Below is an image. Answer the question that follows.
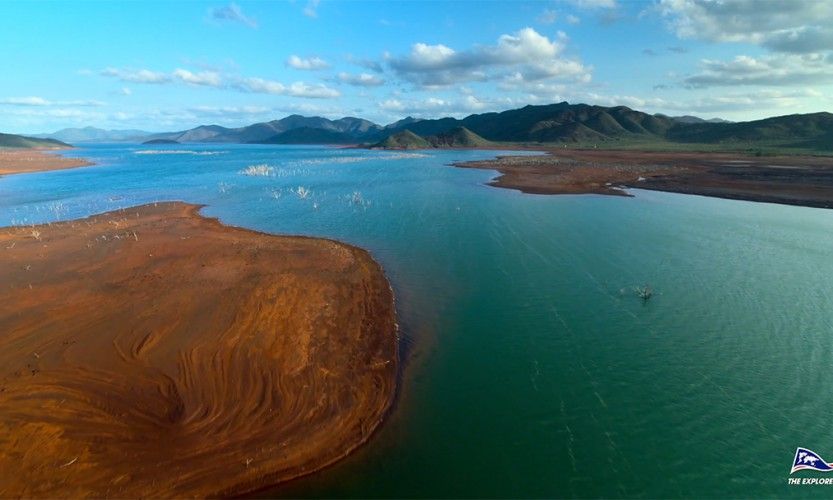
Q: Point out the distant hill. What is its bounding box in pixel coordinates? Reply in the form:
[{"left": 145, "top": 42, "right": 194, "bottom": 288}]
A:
[
  {"left": 378, "top": 103, "right": 832, "bottom": 150},
  {"left": 0, "top": 133, "right": 72, "bottom": 149},
  {"left": 62, "top": 101, "right": 833, "bottom": 152},
  {"left": 384, "top": 116, "right": 423, "bottom": 130},
  {"left": 371, "top": 130, "right": 430, "bottom": 149},
  {"left": 371, "top": 127, "right": 493, "bottom": 150},
  {"left": 666, "top": 115, "right": 732, "bottom": 124},
  {"left": 384, "top": 102, "right": 677, "bottom": 142},
  {"left": 666, "top": 112, "right": 833, "bottom": 148},
  {"left": 142, "top": 139, "right": 179, "bottom": 145},
  {"left": 35, "top": 126, "right": 151, "bottom": 143},
  {"left": 144, "top": 115, "right": 384, "bottom": 144},
  {"left": 426, "top": 127, "right": 492, "bottom": 147},
  {"left": 253, "top": 127, "right": 356, "bottom": 144}
]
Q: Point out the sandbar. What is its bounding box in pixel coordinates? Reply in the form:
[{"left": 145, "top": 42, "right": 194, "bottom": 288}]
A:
[
  {"left": 0, "top": 202, "right": 397, "bottom": 497},
  {"left": 0, "top": 149, "right": 92, "bottom": 177},
  {"left": 456, "top": 149, "right": 833, "bottom": 208}
]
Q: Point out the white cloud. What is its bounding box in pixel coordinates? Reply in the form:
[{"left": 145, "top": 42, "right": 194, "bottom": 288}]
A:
[
  {"left": 566, "top": 14, "right": 581, "bottom": 25},
  {"left": 234, "top": 78, "right": 340, "bottom": 98},
  {"left": 303, "top": 0, "right": 320, "bottom": 18},
  {"left": 209, "top": 3, "right": 258, "bottom": 28},
  {"left": 98, "top": 67, "right": 340, "bottom": 99},
  {"left": 684, "top": 53, "right": 833, "bottom": 87},
  {"left": 285, "top": 55, "right": 330, "bottom": 70},
  {"left": 0, "top": 96, "right": 105, "bottom": 107},
  {"left": 0, "top": 96, "right": 50, "bottom": 106},
  {"left": 118, "top": 87, "right": 132, "bottom": 96},
  {"left": 388, "top": 27, "right": 591, "bottom": 87},
  {"left": 378, "top": 94, "right": 521, "bottom": 118},
  {"left": 172, "top": 69, "right": 223, "bottom": 87},
  {"left": 187, "top": 105, "right": 272, "bottom": 118},
  {"left": 101, "top": 68, "right": 171, "bottom": 84},
  {"left": 659, "top": 0, "right": 833, "bottom": 53},
  {"left": 337, "top": 72, "right": 385, "bottom": 86},
  {"left": 567, "top": 0, "right": 617, "bottom": 9}
]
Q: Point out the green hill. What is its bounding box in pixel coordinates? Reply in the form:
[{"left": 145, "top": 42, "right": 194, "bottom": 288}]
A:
[
  {"left": 377, "top": 103, "right": 833, "bottom": 152},
  {"left": 666, "top": 112, "right": 833, "bottom": 150},
  {"left": 426, "top": 127, "right": 492, "bottom": 147},
  {"left": 372, "top": 130, "right": 431, "bottom": 149},
  {"left": 253, "top": 127, "right": 356, "bottom": 144},
  {"left": 0, "top": 133, "right": 72, "bottom": 149}
]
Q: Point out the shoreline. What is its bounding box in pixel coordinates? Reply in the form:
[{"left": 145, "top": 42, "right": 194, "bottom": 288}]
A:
[
  {"left": 0, "top": 202, "right": 398, "bottom": 497},
  {"left": 0, "top": 148, "right": 92, "bottom": 177},
  {"left": 454, "top": 148, "right": 833, "bottom": 209}
]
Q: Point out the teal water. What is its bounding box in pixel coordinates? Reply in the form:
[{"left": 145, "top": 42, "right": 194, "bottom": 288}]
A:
[{"left": 2, "top": 145, "right": 833, "bottom": 498}]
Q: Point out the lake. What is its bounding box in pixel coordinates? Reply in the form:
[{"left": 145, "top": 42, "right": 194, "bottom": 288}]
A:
[{"left": 2, "top": 144, "right": 832, "bottom": 498}]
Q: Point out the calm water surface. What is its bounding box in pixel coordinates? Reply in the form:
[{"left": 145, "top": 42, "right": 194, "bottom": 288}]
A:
[{"left": 2, "top": 144, "right": 832, "bottom": 498}]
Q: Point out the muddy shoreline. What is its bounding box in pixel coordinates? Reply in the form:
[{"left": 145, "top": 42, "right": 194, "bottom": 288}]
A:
[
  {"left": 0, "top": 149, "right": 92, "bottom": 177},
  {"left": 0, "top": 202, "right": 398, "bottom": 497},
  {"left": 455, "top": 149, "right": 833, "bottom": 209}
]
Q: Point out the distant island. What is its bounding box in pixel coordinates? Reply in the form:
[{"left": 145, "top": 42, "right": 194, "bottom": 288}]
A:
[{"left": 142, "top": 138, "right": 180, "bottom": 145}]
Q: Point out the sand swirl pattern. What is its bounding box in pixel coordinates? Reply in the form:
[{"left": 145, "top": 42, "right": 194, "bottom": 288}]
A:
[{"left": 0, "top": 202, "right": 397, "bottom": 497}]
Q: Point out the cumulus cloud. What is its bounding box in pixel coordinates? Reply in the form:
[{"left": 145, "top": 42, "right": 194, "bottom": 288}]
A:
[
  {"left": 285, "top": 55, "right": 330, "bottom": 70},
  {"left": 684, "top": 53, "right": 833, "bottom": 87},
  {"left": 659, "top": 0, "right": 833, "bottom": 53},
  {"left": 566, "top": 14, "right": 581, "bottom": 25},
  {"left": 387, "top": 27, "right": 591, "bottom": 87},
  {"left": 209, "top": 3, "right": 257, "bottom": 28},
  {"left": 172, "top": 69, "right": 223, "bottom": 87},
  {"left": 336, "top": 72, "right": 385, "bottom": 86}
]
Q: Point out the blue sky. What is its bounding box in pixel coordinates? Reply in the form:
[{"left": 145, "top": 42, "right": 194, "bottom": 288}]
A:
[{"left": 1, "top": 0, "right": 831, "bottom": 133}]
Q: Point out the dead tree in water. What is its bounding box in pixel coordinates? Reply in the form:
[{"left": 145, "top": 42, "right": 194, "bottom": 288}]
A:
[{"left": 636, "top": 284, "right": 653, "bottom": 302}]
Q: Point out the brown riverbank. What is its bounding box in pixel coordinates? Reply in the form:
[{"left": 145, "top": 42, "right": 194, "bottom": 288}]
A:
[
  {"left": 456, "top": 149, "right": 833, "bottom": 209},
  {"left": 0, "top": 149, "right": 92, "bottom": 176},
  {"left": 0, "top": 202, "right": 398, "bottom": 497}
]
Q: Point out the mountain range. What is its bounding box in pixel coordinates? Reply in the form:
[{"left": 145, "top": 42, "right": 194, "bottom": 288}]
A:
[
  {"left": 26, "top": 102, "right": 833, "bottom": 151},
  {"left": 32, "top": 126, "right": 152, "bottom": 143}
]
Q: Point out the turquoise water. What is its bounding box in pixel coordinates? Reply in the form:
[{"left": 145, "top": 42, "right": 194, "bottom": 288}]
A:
[{"left": 3, "top": 144, "right": 833, "bottom": 498}]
